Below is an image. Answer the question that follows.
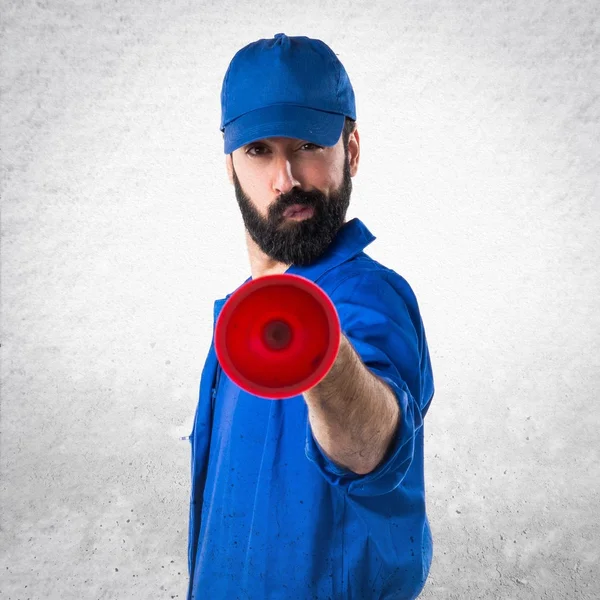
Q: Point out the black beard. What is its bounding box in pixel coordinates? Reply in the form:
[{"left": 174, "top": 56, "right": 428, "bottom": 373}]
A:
[{"left": 232, "top": 157, "right": 352, "bottom": 266}]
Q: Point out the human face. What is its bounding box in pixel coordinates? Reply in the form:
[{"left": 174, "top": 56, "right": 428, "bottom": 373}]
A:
[{"left": 229, "top": 136, "right": 353, "bottom": 266}]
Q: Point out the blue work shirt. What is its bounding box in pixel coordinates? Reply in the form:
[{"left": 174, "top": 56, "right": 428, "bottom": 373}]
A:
[{"left": 187, "top": 218, "right": 435, "bottom": 600}]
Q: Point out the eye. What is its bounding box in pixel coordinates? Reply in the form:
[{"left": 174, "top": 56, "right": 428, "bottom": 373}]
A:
[
  {"left": 300, "top": 143, "right": 322, "bottom": 151},
  {"left": 246, "top": 144, "right": 269, "bottom": 156}
]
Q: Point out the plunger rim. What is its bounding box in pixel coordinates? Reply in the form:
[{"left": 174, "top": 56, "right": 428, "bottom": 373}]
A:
[{"left": 214, "top": 274, "right": 341, "bottom": 399}]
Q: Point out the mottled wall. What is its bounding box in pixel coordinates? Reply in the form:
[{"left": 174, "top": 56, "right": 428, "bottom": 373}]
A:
[{"left": 1, "top": 1, "right": 598, "bottom": 598}]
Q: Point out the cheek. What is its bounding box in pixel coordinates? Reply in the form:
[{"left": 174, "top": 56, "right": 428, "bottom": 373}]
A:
[
  {"left": 316, "top": 158, "right": 345, "bottom": 193},
  {"left": 322, "top": 146, "right": 346, "bottom": 183},
  {"left": 241, "top": 176, "right": 273, "bottom": 215}
]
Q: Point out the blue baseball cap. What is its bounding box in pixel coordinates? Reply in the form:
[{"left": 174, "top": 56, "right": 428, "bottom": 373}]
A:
[{"left": 220, "top": 33, "right": 356, "bottom": 154}]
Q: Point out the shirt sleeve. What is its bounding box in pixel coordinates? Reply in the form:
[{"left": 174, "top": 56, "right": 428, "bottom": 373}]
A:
[{"left": 304, "top": 269, "right": 433, "bottom": 497}]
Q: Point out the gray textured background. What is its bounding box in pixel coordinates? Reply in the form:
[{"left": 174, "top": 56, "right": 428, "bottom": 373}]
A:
[{"left": 1, "top": 1, "right": 599, "bottom": 598}]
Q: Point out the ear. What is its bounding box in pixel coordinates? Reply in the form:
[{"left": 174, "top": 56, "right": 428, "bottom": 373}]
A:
[
  {"left": 347, "top": 126, "right": 360, "bottom": 177},
  {"left": 226, "top": 153, "right": 234, "bottom": 185}
]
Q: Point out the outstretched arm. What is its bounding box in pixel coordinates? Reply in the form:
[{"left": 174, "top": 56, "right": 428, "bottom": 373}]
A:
[{"left": 303, "top": 333, "right": 400, "bottom": 475}]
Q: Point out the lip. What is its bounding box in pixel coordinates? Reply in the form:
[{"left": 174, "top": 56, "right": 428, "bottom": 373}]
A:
[{"left": 283, "top": 204, "right": 315, "bottom": 219}]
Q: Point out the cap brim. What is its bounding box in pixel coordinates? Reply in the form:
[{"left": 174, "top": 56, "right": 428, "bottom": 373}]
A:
[{"left": 223, "top": 104, "right": 345, "bottom": 154}]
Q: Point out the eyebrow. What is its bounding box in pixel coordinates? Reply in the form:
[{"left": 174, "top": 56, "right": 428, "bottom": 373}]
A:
[{"left": 244, "top": 139, "right": 321, "bottom": 150}]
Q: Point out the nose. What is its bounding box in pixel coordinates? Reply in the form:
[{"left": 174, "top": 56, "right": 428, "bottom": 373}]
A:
[{"left": 272, "top": 155, "right": 300, "bottom": 196}]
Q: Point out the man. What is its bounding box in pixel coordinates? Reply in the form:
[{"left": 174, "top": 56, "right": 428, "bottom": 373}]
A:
[{"left": 187, "top": 33, "right": 435, "bottom": 600}]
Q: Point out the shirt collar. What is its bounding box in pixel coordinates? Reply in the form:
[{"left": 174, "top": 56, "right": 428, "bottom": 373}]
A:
[
  {"left": 214, "top": 218, "right": 376, "bottom": 318},
  {"left": 286, "top": 217, "right": 376, "bottom": 282}
]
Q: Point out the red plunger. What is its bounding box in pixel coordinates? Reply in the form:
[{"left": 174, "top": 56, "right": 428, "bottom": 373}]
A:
[{"left": 214, "top": 274, "right": 341, "bottom": 399}]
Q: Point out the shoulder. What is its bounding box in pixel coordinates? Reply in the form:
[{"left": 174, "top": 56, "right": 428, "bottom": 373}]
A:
[{"left": 318, "top": 252, "right": 421, "bottom": 312}]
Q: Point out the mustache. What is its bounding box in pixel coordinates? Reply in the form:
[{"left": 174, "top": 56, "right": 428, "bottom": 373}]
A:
[{"left": 274, "top": 188, "right": 325, "bottom": 214}]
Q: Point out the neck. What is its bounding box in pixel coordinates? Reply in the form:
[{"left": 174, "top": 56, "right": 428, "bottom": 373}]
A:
[{"left": 245, "top": 230, "right": 291, "bottom": 280}]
